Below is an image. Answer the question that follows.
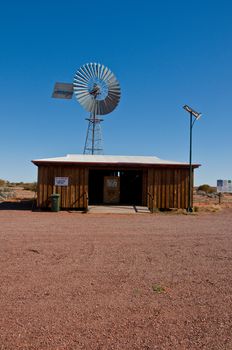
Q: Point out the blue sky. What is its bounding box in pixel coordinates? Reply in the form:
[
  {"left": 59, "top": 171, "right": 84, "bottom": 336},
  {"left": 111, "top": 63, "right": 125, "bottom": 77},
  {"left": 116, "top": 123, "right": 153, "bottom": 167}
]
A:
[{"left": 0, "top": 0, "right": 231, "bottom": 185}]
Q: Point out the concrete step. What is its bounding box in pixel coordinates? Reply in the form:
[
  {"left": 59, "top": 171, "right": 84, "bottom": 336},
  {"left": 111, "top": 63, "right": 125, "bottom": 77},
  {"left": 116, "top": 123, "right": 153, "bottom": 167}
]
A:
[
  {"left": 133, "top": 206, "right": 151, "bottom": 214},
  {"left": 88, "top": 205, "right": 151, "bottom": 214}
]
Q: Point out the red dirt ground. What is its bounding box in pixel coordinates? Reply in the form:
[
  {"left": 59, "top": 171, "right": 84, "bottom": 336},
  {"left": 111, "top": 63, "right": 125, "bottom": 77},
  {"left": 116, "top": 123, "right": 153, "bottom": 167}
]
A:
[{"left": 0, "top": 209, "right": 232, "bottom": 349}]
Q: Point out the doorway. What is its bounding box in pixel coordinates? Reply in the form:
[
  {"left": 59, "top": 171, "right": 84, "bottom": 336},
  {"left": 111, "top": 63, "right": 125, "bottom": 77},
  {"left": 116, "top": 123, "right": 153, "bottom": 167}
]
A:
[
  {"left": 88, "top": 169, "right": 143, "bottom": 205},
  {"left": 120, "top": 170, "right": 143, "bottom": 205}
]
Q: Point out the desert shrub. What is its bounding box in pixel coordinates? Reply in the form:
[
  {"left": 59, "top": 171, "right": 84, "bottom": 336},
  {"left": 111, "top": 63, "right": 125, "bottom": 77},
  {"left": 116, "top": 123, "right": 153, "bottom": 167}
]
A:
[
  {"left": 0, "top": 179, "right": 6, "bottom": 187},
  {"left": 197, "top": 184, "right": 215, "bottom": 194},
  {"left": 22, "top": 182, "right": 37, "bottom": 192}
]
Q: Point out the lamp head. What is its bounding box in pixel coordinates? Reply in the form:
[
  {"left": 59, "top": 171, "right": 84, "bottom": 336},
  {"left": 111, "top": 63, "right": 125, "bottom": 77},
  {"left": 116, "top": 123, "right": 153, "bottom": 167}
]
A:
[{"left": 183, "top": 105, "right": 202, "bottom": 119}]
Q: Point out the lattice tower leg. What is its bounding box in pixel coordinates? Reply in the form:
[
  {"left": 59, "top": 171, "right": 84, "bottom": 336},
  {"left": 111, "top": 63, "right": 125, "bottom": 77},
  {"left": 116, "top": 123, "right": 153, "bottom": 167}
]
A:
[{"left": 83, "top": 113, "right": 104, "bottom": 155}]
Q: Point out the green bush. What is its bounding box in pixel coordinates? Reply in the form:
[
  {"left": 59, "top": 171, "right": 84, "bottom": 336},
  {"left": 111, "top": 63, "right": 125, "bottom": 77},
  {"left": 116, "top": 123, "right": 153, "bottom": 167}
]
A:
[{"left": 198, "top": 184, "right": 215, "bottom": 193}]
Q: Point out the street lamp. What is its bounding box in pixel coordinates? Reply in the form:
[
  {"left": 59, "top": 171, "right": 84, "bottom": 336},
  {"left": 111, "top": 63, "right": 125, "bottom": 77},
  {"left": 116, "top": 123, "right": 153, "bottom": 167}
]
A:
[{"left": 183, "top": 105, "right": 202, "bottom": 212}]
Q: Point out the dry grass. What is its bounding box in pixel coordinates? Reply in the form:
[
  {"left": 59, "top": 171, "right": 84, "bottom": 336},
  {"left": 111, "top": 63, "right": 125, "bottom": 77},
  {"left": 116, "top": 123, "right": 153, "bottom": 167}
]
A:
[{"left": 194, "top": 204, "right": 222, "bottom": 213}]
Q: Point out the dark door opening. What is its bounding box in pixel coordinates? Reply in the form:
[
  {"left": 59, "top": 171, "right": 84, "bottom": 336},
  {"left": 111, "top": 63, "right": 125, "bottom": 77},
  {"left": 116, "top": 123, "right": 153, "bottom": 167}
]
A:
[
  {"left": 89, "top": 169, "right": 143, "bottom": 206},
  {"left": 88, "top": 170, "right": 119, "bottom": 204},
  {"left": 120, "top": 170, "right": 143, "bottom": 205}
]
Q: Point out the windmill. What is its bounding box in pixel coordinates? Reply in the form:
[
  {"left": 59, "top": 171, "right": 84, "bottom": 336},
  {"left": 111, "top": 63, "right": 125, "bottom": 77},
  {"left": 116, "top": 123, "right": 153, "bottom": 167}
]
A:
[{"left": 52, "top": 63, "right": 121, "bottom": 154}]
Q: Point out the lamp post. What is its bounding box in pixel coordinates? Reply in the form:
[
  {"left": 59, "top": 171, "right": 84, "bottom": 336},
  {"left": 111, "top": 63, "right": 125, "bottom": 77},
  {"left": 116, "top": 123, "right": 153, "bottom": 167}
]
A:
[{"left": 183, "top": 105, "right": 202, "bottom": 212}]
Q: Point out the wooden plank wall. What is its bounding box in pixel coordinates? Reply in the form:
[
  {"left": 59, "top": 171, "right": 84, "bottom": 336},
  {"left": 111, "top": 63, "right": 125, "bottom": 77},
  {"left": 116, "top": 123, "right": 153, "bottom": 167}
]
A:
[
  {"left": 147, "top": 168, "right": 192, "bottom": 209},
  {"left": 37, "top": 165, "right": 88, "bottom": 209},
  {"left": 37, "top": 165, "right": 193, "bottom": 210}
]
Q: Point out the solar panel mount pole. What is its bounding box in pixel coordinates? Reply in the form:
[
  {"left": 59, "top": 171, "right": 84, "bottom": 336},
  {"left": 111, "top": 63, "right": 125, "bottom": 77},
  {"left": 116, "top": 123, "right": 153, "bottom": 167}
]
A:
[{"left": 183, "top": 105, "right": 202, "bottom": 213}]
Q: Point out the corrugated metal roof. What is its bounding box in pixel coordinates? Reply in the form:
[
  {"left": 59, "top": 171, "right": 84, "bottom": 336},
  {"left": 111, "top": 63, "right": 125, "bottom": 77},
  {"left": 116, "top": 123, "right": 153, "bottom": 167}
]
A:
[{"left": 32, "top": 154, "right": 195, "bottom": 166}]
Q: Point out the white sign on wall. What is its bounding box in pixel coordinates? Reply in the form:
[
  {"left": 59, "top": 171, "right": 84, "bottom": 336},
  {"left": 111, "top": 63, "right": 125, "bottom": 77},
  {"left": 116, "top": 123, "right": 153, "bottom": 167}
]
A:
[
  {"left": 55, "top": 177, "right": 69, "bottom": 186},
  {"left": 217, "top": 179, "right": 232, "bottom": 193}
]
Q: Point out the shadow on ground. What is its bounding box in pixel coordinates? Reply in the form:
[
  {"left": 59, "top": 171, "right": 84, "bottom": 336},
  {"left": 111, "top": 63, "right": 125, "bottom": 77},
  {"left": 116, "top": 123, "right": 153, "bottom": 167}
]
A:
[{"left": 0, "top": 200, "right": 35, "bottom": 211}]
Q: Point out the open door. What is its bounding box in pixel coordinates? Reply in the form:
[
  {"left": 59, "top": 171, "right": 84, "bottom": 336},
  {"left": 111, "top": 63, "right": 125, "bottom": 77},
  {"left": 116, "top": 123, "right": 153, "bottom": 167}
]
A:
[{"left": 103, "top": 176, "right": 120, "bottom": 204}]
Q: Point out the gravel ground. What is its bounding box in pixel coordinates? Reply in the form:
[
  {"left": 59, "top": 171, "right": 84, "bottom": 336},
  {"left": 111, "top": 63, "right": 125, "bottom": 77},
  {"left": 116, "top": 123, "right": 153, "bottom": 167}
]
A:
[{"left": 0, "top": 209, "right": 232, "bottom": 350}]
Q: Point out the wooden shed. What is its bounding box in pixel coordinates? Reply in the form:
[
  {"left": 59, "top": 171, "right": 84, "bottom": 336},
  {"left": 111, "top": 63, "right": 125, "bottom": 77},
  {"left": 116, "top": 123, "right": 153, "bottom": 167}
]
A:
[{"left": 32, "top": 154, "right": 200, "bottom": 211}]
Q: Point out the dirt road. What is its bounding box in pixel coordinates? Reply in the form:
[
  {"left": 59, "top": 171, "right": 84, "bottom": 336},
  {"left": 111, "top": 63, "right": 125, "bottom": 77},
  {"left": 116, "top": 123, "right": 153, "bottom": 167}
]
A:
[{"left": 0, "top": 209, "right": 232, "bottom": 349}]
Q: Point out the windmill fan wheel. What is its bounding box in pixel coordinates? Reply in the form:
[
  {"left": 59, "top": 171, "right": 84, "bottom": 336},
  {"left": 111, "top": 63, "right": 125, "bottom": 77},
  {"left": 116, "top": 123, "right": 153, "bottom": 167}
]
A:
[{"left": 73, "top": 62, "right": 121, "bottom": 115}]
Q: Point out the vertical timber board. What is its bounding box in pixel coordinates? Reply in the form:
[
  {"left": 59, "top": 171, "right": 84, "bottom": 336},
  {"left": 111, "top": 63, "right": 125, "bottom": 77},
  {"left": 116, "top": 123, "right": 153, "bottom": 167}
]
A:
[
  {"left": 151, "top": 169, "right": 155, "bottom": 208},
  {"left": 62, "top": 167, "right": 67, "bottom": 208},
  {"left": 153, "top": 169, "right": 157, "bottom": 208},
  {"left": 79, "top": 168, "right": 84, "bottom": 208},
  {"left": 78, "top": 167, "right": 83, "bottom": 209},
  {"left": 165, "top": 169, "right": 170, "bottom": 208},
  {"left": 39, "top": 165, "right": 45, "bottom": 208},
  {"left": 59, "top": 166, "right": 72, "bottom": 209},
  {"left": 161, "top": 169, "right": 166, "bottom": 208},
  {"left": 66, "top": 166, "right": 72, "bottom": 208},
  {"left": 75, "top": 168, "right": 80, "bottom": 208},
  {"left": 65, "top": 167, "right": 70, "bottom": 208},
  {"left": 159, "top": 169, "right": 163, "bottom": 208},
  {"left": 150, "top": 169, "right": 156, "bottom": 209},
  {"left": 153, "top": 169, "right": 156, "bottom": 208},
  {"left": 39, "top": 166, "right": 43, "bottom": 207},
  {"left": 191, "top": 169, "right": 194, "bottom": 207},
  {"left": 180, "top": 169, "right": 184, "bottom": 209},
  {"left": 37, "top": 166, "right": 41, "bottom": 207},
  {"left": 37, "top": 166, "right": 41, "bottom": 208},
  {"left": 180, "top": 168, "right": 188, "bottom": 209},
  {"left": 169, "top": 169, "right": 174, "bottom": 208},
  {"left": 150, "top": 169, "right": 154, "bottom": 208},
  {"left": 84, "top": 168, "right": 88, "bottom": 209},
  {"left": 42, "top": 166, "right": 48, "bottom": 208},
  {"left": 186, "top": 168, "right": 190, "bottom": 209},
  {"left": 182, "top": 169, "right": 186, "bottom": 209},
  {"left": 70, "top": 167, "right": 75, "bottom": 208},
  {"left": 62, "top": 166, "right": 66, "bottom": 208},
  {"left": 187, "top": 168, "right": 191, "bottom": 209},
  {"left": 57, "top": 166, "right": 62, "bottom": 207},
  {"left": 182, "top": 168, "right": 186, "bottom": 209},
  {"left": 177, "top": 169, "right": 181, "bottom": 208},
  {"left": 61, "top": 167, "right": 65, "bottom": 208},
  {"left": 66, "top": 167, "right": 71, "bottom": 208},
  {"left": 45, "top": 166, "right": 49, "bottom": 208},
  {"left": 173, "top": 169, "right": 178, "bottom": 208},
  {"left": 82, "top": 168, "right": 86, "bottom": 208},
  {"left": 156, "top": 169, "right": 161, "bottom": 208},
  {"left": 147, "top": 169, "right": 152, "bottom": 208},
  {"left": 151, "top": 168, "right": 156, "bottom": 208},
  {"left": 76, "top": 167, "right": 80, "bottom": 208},
  {"left": 47, "top": 166, "right": 53, "bottom": 208},
  {"left": 73, "top": 167, "right": 78, "bottom": 208},
  {"left": 40, "top": 166, "right": 45, "bottom": 207}
]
